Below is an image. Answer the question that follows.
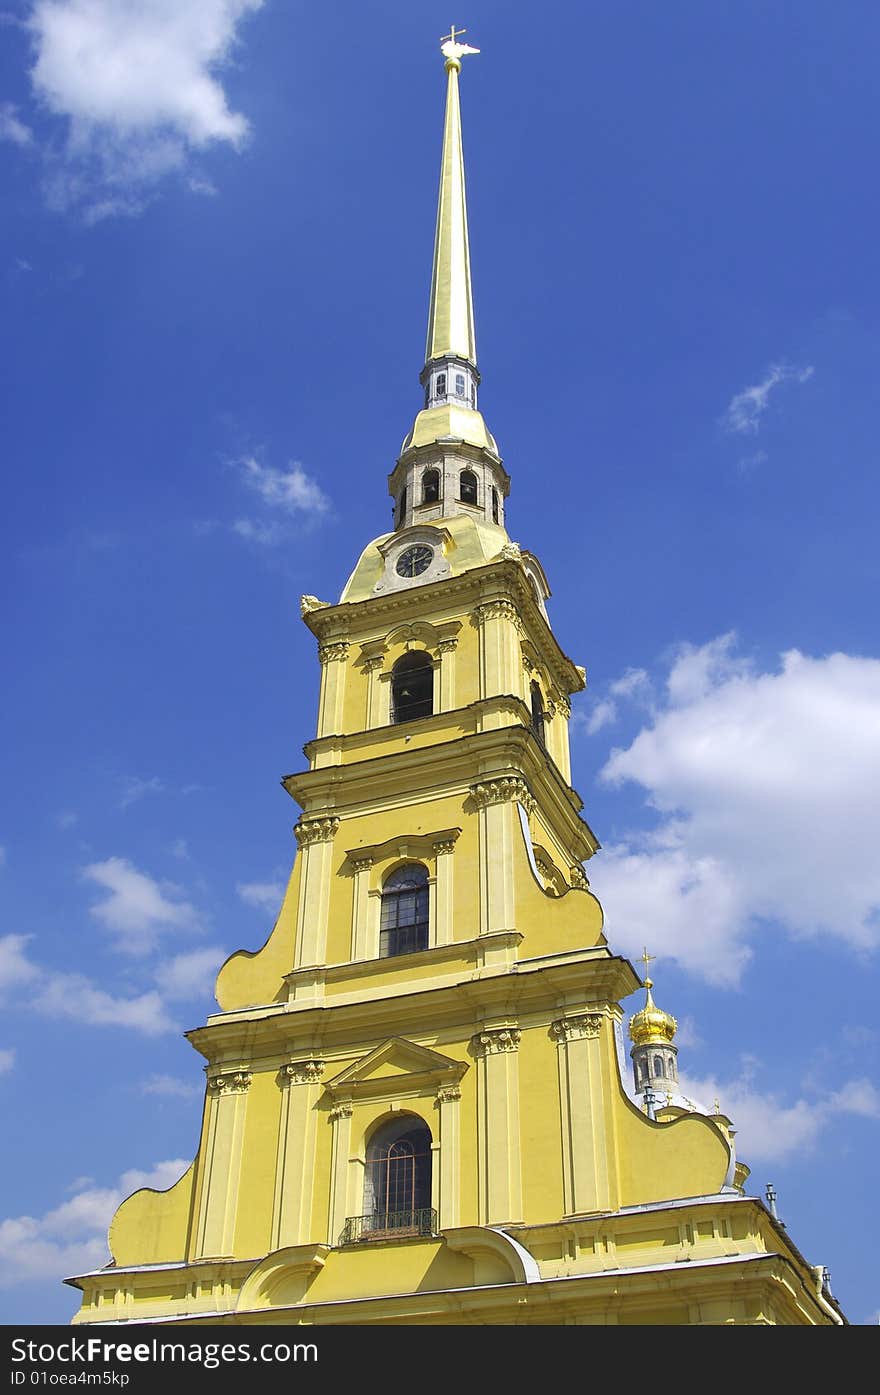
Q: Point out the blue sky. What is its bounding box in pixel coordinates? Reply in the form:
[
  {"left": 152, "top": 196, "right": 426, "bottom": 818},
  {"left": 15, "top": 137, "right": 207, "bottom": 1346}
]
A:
[{"left": 1, "top": 1, "right": 878, "bottom": 1324}]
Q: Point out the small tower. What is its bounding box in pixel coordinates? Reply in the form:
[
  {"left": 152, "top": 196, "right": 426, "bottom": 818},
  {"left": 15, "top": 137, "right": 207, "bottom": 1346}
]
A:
[{"left": 629, "top": 949, "right": 679, "bottom": 1106}]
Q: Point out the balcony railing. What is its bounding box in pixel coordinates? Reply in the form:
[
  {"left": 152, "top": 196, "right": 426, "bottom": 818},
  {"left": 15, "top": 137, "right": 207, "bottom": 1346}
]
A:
[{"left": 341, "top": 1208, "right": 438, "bottom": 1245}]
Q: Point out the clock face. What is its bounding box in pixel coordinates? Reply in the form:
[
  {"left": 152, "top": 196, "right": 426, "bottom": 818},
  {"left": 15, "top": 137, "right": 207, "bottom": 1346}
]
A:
[{"left": 396, "top": 544, "right": 434, "bottom": 578}]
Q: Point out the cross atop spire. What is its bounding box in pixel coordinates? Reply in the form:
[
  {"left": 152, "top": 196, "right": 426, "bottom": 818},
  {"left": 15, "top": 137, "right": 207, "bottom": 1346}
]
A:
[{"left": 639, "top": 946, "right": 656, "bottom": 986}]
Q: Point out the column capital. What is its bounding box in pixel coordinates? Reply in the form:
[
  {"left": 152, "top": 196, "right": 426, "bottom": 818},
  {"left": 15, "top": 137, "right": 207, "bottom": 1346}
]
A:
[
  {"left": 550, "top": 1013, "right": 603, "bottom": 1043},
  {"left": 475, "top": 599, "right": 522, "bottom": 630},
  {"left": 435, "top": 1084, "right": 462, "bottom": 1105},
  {"left": 208, "top": 1069, "right": 252, "bottom": 1095},
  {"left": 282, "top": 1060, "right": 325, "bottom": 1086},
  {"left": 470, "top": 776, "right": 534, "bottom": 813},
  {"left": 294, "top": 815, "right": 340, "bottom": 847},
  {"left": 318, "top": 640, "right": 350, "bottom": 665},
  {"left": 329, "top": 1102, "right": 353, "bottom": 1123},
  {"left": 471, "top": 1027, "right": 521, "bottom": 1057}
]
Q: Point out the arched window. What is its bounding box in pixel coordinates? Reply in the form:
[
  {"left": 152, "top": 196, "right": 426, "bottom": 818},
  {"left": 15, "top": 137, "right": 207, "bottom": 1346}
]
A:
[
  {"left": 391, "top": 651, "right": 434, "bottom": 724},
  {"left": 491, "top": 486, "right": 499, "bottom": 524},
  {"left": 380, "top": 863, "right": 429, "bottom": 958},
  {"left": 363, "top": 1116, "right": 433, "bottom": 1238},
  {"left": 422, "top": 468, "right": 440, "bottom": 504},
  {"left": 530, "top": 681, "right": 546, "bottom": 747},
  {"left": 399, "top": 486, "right": 407, "bottom": 524},
  {"left": 653, "top": 1054, "right": 664, "bottom": 1077},
  {"left": 460, "top": 469, "right": 478, "bottom": 505},
  {"left": 455, "top": 372, "right": 466, "bottom": 397},
  {"left": 436, "top": 372, "right": 446, "bottom": 397}
]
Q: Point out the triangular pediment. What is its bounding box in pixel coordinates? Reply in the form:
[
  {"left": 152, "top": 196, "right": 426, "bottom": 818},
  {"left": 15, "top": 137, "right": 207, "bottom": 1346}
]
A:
[{"left": 326, "top": 1037, "right": 466, "bottom": 1099}]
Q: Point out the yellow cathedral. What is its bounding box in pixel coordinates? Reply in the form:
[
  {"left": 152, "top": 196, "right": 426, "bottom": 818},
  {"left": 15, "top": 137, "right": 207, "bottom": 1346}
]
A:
[{"left": 67, "top": 34, "right": 844, "bottom": 1327}]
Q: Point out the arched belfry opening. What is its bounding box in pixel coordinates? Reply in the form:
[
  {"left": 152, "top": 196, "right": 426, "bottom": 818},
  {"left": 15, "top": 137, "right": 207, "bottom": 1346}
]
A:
[
  {"left": 391, "top": 650, "right": 434, "bottom": 723},
  {"left": 361, "top": 1115, "right": 434, "bottom": 1240}
]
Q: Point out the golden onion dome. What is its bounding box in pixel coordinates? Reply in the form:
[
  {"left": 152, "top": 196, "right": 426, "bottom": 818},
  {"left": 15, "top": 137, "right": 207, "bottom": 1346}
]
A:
[{"left": 628, "top": 979, "right": 678, "bottom": 1047}]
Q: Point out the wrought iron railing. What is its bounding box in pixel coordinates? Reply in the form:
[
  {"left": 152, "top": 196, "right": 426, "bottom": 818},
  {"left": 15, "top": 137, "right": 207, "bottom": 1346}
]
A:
[{"left": 341, "top": 1208, "right": 438, "bottom": 1244}]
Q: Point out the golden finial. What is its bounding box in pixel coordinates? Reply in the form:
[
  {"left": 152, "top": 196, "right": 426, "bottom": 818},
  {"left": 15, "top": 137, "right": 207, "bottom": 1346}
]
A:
[
  {"left": 713, "top": 1097, "right": 721, "bottom": 1115},
  {"left": 628, "top": 948, "right": 678, "bottom": 1047}
]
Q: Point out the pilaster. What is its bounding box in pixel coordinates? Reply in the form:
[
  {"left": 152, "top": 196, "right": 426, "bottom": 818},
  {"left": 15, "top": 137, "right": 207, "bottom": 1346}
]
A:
[
  {"left": 293, "top": 816, "right": 340, "bottom": 969},
  {"left": 551, "top": 1011, "right": 616, "bottom": 1215},
  {"left": 432, "top": 836, "right": 456, "bottom": 945},
  {"left": 470, "top": 777, "right": 534, "bottom": 934},
  {"left": 349, "top": 855, "right": 374, "bottom": 959},
  {"left": 327, "top": 1102, "right": 354, "bottom": 1246},
  {"left": 194, "top": 1069, "right": 252, "bottom": 1259},
  {"left": 435, "top": 1083, "right": 462, "bottom": 1229},
  {"left": 271, "top": 1060, "right": 325, "bottom": 1249},
  {"left": 316, "top": 641, "right": 349, "bottom": 738},
  {"left": 472, "top": 1027, "right": 522, "bottom": 1225},
  {"left": 475, "top": 600, "right": 523, "bottom": 708}
]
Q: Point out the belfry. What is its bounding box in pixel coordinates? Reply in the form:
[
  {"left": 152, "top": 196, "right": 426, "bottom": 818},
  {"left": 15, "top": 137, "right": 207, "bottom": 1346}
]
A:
[{"left": 68, "top": 34, "right": 843, "bottom": 1327}]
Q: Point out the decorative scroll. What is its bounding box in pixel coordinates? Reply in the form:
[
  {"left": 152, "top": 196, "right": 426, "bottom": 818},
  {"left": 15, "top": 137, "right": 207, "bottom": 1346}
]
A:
[
  {"left": 470, "top": 777, "right": 535, "bottom": 814},
  {"left": 318, "top": 641, "right": 350, "bottom": 664},
  {"left": 283, "top": 1060, "right": 325, "bottom": 1086},
  {"left": 208, "top": 1070, "right": 252, "bottom": 1095}
]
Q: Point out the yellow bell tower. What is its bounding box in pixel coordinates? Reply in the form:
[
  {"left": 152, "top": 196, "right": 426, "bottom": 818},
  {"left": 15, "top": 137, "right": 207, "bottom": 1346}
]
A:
[{"left": 67, "top": 33, "right": 844, "bottom": 1328}]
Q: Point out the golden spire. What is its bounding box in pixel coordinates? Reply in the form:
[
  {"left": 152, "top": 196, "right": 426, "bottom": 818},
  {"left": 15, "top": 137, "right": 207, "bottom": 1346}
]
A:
[{"left": 425, "top": 28, "right": 479, "bottom": 366}]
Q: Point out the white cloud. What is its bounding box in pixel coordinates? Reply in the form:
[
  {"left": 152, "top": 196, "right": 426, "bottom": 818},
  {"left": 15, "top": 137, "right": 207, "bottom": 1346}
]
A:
[
  {"left": 118, "top": 774, "right": 164, "bottom": 809},
  {"left": 28, "top": 0, "right": 263, "bottom": 216},
  {"left": 142, "top": 1073, "right": 201, "bottom": 1098},
  {"left": 0, "top": 101, "right": 33, "bottom": 145},
  {"left": 0, "top": 934, "right": 39, "bottom": 993},
  {"left": 33, "top": 972, "right": 175, "bottom": 1034},
  {"left": 232, "top": 517, "right": 284, "bottom": 546},
  {"left": 154, "top": 945, "right": 224, "bottom": 1001},
  {"left": 579, "top": 667, "right": 653, "bottom": 735},
  {"left": 0, "top": 1159, "right": 189, "bottom": 1286},
  {"left": 0, "top": 1049, "right": 14, "bottom": 1075},
  {"left": 592, "top": 636, "right": 880, "bottom": 982},
  {"left": 236, "top": 879, "right": 283, "bottom": 911},
  {"left": 679, "top": 1066, "right": 880, "bottom": 1164},
  {"left": 234, "top": 455, "right": 329, "bottom": 532},
  {"left": 83, "top": 856, "right": 200, "bottom": 954},
  {"left": 723, "top": 362, "right": 814, "bottom": 435}
]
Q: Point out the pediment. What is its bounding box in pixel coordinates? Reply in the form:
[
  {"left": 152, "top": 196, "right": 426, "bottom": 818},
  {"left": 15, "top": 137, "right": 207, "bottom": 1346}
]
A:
[{"left": 325, "top": 1037, "right": 466, "bottom": 1100}]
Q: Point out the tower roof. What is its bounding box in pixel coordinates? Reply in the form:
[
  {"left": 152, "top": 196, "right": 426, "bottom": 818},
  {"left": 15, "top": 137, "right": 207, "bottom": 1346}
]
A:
[
  {"left": 629, "top": 949, "right": 678, "bottom": 1047},
  {"left": 424, "top": 39, "right": 478, "bottom": 366}
]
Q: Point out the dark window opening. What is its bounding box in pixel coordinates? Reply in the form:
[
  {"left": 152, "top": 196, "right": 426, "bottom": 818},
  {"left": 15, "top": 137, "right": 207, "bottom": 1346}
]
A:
[
  {"left": 653, "top": 1054, "right": 664, "bottom": 1077},
  {"left": 422, "top": 469, "right": 440, "bottom": 504},
  {"left": 436, "top": 373, "right": 446, "bottom": 397},
  {"left": 399, "top": 487, "right": 407, "bottom": 524},
  {"left": 530, "top": 680, "right": 546, "bottom": 747},
  {"left": 460, "top": 469, "right": 478, "bottom": 505},
  {"left": 380, "top": 863, "right": 429, "bottom": 958},
  {"left": 391, "top": 651, "right": 434, "bottom": 724},
  {"left": 491, "top": 486, "right": 499, "bottom": 524},
  {"left": 347, "top": 1115, "right": 434, "bottom": 1241}
]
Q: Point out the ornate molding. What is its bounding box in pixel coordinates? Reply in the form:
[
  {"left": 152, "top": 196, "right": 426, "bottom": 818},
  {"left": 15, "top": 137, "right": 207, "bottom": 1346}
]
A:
[
  {"left": 294, "top": 816, "right": 340, "bottom": 847},
  {"left": 475, "top": 599, "right": 519, "bottom": 627},
  {"left": 362, "top": 655, "right": 385, "bottom": 673},
  {"left": 569, "top": 865, "right": 590, "bottom": 891},
  {"left": 498, "top": 541, "right": 522, "bottom": 563},
  {"left": 436, "top": 637, "right": 459, "bottom": 654},
  {"left": 548, "top": 695, "right": 572, "bottom": 720},
  {"left": 318, "top": 640, "right": 350, "bottom": 664},
  {"left": 351, "top": 855, "right": 374, "bottom": 874},
  {"left": 472, "top": 1028, "right": 521, "bottom": 1057},
  {"left": 550, "top": 1014, "right": 603, "bottom": 1043},
  {"left": 433, "top": 837, "right": 457, "bottom": 856},
  {"left": 435, "top": 1084, "right": 462, "bottom": 1105},
  {"left": 283, "top": 1060, "right": 325, "bottom": 1086},
  {"left": 300, "top": 594, "right": 330, "bottom": 616},
  {"left": 470, "top": 776, "right": 535, "bottom": 814},
  {"left": 329, "top": 1102, "right": 353, "bottom": 1123},
  {"left": 208, "top": 1070, "right": 252, "bottom": 1095}
]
